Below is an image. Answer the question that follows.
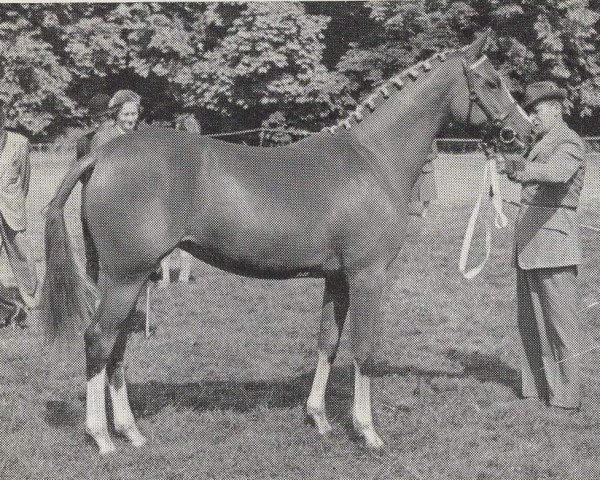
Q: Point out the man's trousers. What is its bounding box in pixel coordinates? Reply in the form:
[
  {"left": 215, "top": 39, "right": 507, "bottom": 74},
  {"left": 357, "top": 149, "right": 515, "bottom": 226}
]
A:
[
  {"left": 517, "top": 265, "right": 581, "bottom": 408},
  {"left": 0, "top": 215, "right": 37, "bottom": 308}
]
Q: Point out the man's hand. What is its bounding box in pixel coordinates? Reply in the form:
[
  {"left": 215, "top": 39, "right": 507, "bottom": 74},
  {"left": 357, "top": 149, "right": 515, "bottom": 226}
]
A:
[
  {"left": 481, "top": 142, "right": 507, "bottom": 174},
  {"left": 494, "top": 154, "right": 507, "bottom": 174}
]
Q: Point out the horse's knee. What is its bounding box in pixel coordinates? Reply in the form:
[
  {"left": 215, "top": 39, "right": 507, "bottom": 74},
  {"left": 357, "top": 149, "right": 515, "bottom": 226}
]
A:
[
  {"left": 353, "top": 351, "right": 377, "bottom": 377},
  {"left": 107, "top": 361, "right": 125, "bottom": 389},
  {"left": 319, "top": 344, "right": 339, "bottom": 364},
  {"left": 84, "top": 324, "right": 113, "bottom": 378}
]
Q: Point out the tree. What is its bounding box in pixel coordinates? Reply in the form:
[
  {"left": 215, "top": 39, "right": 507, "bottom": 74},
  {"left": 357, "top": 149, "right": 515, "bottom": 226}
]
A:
[
  {"left": 0, "top": 4, "right": 76, "bottom": 138},
  {"left": 190, "top": 2, "right": 347, "bottom": 135},
  {"left": 63, "top": 3, "right": 202, "bottom": 123},
  {"left": 332, "top": 0, "right": 600, "bottom": 130},
  {"left": 0, "top": 2, "right": 598, "bottom": 138}
]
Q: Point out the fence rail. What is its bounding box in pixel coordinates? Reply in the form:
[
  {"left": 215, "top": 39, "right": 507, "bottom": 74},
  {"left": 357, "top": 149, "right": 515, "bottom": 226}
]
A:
[{"left": 30, "top": 130, "right": 600, "bottom": 154}]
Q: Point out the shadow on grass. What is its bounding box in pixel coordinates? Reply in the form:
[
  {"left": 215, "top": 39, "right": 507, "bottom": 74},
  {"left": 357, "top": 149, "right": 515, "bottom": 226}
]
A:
[
  {"left": 444, "top": 349, "right": 520, "bottom": 395},
  {"left": 42, "top": 350, "right": 520, "bottom": 428},
  {"left": 122, "top": 350, "right": 519, "bottom": 418}
]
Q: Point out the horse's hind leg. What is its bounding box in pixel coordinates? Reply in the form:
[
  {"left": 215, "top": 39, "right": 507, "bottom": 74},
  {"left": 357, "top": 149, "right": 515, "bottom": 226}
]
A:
[
  {"left": 107, "top": 327, "right": 146, "bottom": 447},
  {"left": 84, "top": 274, "right": 147, "bottom": 455},
  {"left": 306, "top": 272, "right": 349, "bottom": 435}
]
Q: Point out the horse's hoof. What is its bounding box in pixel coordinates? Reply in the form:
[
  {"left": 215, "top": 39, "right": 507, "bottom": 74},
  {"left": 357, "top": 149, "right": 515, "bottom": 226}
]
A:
[
  {"left": 98, "top": 441, "right": 117, "bottom": 456},
  {"left": 353, "top": 421, "right": 385, "bottom": 454},
  {"left": 364, "top": 436, "right": 385, "bottom": 456},
  {"left": 116, "top": 425, "right": 147, "bottom": 448},
  {"left": 129, "top": 431, "right": 147, "bottom": 448},
  {"left": 86, "top": 427, "right": 116, "bottom": 455},
  {"left": 355, "top": 432, "right": 385, "bottom": 456},
  {"left": 305, "top": 407, "right": 333, "bottom": 435}
]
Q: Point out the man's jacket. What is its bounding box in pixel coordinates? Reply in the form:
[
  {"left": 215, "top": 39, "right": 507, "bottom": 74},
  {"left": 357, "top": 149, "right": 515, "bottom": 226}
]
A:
[
  {"left": 510, "top": 122, "right": 586, "bottom": 269},
  {"left": 0, "top": 131, "right": 30, "bottom": 231}
]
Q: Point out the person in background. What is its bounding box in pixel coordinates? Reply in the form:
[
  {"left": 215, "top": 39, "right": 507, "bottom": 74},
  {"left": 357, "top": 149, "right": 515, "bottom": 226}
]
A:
[
  {"left": 495, "top": 81, "right": 586, "bottom": 411},
  {"left": 159, "top": 113, "right": 201, "bottom": 284},
  {"left": 408, "top": 142, "right": 438, "bottom": 217},
  {"left": 174, "top": 113, "right": 201, "bottom": 135},
  {"left": 90, "top": 89, "right": 141, "bottom": 152},
  {"left": 77, "top": 93, "right": 111, "bottom": 282},
  {"left": 77, "top": 93, "right": 112, "bottom": 162},
  {"left": 0, "top": 100, "right": 37, "bottom": 326}
]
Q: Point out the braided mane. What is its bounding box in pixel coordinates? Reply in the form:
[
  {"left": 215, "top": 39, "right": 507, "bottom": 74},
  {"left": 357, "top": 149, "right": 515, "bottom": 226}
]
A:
[{"left": 323, "top": 48, "right": 465, "bottom": 134}]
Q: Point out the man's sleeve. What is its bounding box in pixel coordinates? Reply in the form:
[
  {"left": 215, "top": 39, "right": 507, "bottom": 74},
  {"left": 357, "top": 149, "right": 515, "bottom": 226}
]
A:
[
  {"left": 20, "top": 140, "right": 31, "bottom": 197},
  {"left": 509, "top": 141, "right": 584, "bottom": 184}
]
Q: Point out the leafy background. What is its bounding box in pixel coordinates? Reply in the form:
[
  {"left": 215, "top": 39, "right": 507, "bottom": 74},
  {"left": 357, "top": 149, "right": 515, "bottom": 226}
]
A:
[{"left": 0, "top": 1, "right": 599, "bottom": 140}]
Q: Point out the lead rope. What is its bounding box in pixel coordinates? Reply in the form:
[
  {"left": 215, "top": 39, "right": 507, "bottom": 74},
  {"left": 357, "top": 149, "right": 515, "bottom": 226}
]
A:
[{"left": 459, "top": 152, "right": 508, "bottom": 279}]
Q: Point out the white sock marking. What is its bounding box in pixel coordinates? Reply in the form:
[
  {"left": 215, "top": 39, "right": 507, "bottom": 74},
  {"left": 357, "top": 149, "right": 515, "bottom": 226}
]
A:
[
  {"left": 109, "top": 369, "right": 146, "bottom": 447},
  {"left": 86, "top": 367, "right": 115, "bottom": 454},
  {"left": 307, "top": 351, "right": 331, "bottom": 411}
]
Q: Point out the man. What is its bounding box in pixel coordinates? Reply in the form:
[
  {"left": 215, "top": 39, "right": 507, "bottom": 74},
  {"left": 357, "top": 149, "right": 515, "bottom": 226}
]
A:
[
  {"left": 497, "top": 81, "right": 586, "bottom": 410},
  {"left": 77, "top": 93, "right": 111, "bottom": 282},
  {"left": 408, "top": 143, "right": 438, "bottom": 217},
  {"left": 0, "top": 100, "right": 37, "bottom": 323}
]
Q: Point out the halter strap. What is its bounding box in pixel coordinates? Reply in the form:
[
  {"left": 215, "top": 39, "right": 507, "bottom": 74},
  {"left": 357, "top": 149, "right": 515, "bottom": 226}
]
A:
[{"left": 459, "top": 57, "right": 512, "bottom": 279}]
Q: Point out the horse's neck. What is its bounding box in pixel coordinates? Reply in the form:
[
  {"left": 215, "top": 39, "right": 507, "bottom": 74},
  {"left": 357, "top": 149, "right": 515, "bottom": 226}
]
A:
[{"left": 352, "top": 60, "right": 456, "bottom": 196}]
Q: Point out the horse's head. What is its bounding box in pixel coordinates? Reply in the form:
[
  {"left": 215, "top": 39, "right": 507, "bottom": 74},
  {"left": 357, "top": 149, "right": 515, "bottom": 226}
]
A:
[{"left": 449, "top": 30, "right": 533, "bottom": 145}]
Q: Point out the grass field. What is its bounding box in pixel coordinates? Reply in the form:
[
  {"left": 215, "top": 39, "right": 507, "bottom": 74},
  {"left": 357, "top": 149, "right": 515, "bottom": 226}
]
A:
[{"left": 0, "top": 152, "right": 599, "bottom": 479}]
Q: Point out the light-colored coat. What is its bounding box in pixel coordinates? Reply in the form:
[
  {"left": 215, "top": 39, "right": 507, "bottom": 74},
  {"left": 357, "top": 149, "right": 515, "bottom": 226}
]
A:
[
  {"left": 512, "top": 122, "right": 586, "bottom": 270},
  {"left": 0, "top": 131, "right": 30, "bottom": 232},
  {"left": 90, "top": 122, "right": 126, "bottom": 153}
]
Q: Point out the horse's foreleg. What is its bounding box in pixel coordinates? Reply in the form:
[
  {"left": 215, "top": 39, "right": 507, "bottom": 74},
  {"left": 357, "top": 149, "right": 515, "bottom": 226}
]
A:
[
  {"left": 107, "top": 328, "right": 146, "bottom": 447},
  {"left": 306, "top": 273, "right": 349, "bottom": 435},
  {"left": 160, "top": 255, "right": 171, "bottom": 284},
  {"left": 179, "top": 250, "right": 192, "bottom": 282},
  {"left": 348, "top": 266, "right": 386, "bottom": 451},
  {"left": 84, "top": 276, "right": 147, "bottom": 455}
]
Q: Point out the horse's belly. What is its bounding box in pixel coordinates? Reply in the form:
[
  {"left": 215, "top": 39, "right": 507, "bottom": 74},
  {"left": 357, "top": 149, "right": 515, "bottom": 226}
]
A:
[
  {"left": 183, "top": 175, "right": 340, "bottom": 277},
  {"left": 180, "top": 238, "right": 335, "bottom": 279},
  {"left": 185, "top": 216, "right": 339, "bottom": 278}
]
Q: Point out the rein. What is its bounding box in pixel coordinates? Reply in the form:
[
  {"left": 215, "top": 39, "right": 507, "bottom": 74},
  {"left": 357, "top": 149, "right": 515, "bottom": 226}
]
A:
[
  {"left": 459, "top": 58, "right": 515, "bottom": 279},
  {"left": 458, "top": 144, "right": 508, "bottom": 279}
]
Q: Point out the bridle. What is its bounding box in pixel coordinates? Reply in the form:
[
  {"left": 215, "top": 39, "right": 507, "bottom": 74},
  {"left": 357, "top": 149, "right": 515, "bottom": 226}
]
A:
[{"left": 462, "top": 56, "right": 526, "bottom": 145}]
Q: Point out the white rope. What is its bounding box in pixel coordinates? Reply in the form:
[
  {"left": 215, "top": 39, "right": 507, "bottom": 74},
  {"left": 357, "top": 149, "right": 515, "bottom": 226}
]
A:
[
  {"left": 145, "top": 283, "right": 151, "bottom": 339},
  {"left": 459, "top": 157, "right": 508, "bottom": 279}
]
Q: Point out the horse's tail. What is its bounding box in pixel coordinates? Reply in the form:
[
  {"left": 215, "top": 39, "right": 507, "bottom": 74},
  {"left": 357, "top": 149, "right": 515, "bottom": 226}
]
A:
[{"left": 40, "top": 155, "right": 100, "bottom": 343}]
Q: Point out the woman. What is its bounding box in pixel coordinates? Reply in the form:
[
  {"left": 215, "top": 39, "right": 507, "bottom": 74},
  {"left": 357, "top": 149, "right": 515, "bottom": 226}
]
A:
[{"left": 90, "top": 89, "right": 141, "bottom": 152}]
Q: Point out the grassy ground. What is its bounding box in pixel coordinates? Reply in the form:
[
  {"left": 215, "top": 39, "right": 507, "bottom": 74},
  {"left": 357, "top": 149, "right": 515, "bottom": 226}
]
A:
[{"left": 0, "top": 152, "right": 599, "bottom": 479}]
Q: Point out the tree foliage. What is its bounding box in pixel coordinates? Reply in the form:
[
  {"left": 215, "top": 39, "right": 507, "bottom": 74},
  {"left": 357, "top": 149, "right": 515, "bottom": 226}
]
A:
[
  {"left": 0, "top": 1, "right": 598, "bottom": 139},
  {"left": 337, "top": 0, "right": 600, "bottom": 120}
]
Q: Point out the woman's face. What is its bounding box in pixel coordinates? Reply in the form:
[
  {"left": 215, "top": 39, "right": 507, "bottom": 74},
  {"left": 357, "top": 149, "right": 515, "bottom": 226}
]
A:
[{"left": 116, "top": 101, "right": 140, "bottom": 132}]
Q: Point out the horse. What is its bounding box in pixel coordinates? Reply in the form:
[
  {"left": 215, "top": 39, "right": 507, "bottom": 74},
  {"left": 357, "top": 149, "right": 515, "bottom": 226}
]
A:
[
  {"left": 158, "top": 113, "right": 201, "bottom": 283},
  {"left": 41, "top": 30, "right": 532, "bottom": 455}
]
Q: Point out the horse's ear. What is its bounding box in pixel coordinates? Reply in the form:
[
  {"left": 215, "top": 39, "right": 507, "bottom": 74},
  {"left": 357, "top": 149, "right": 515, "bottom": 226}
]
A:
[{"left": 464, "top": 28, "right": 491, "bottom": 61}]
